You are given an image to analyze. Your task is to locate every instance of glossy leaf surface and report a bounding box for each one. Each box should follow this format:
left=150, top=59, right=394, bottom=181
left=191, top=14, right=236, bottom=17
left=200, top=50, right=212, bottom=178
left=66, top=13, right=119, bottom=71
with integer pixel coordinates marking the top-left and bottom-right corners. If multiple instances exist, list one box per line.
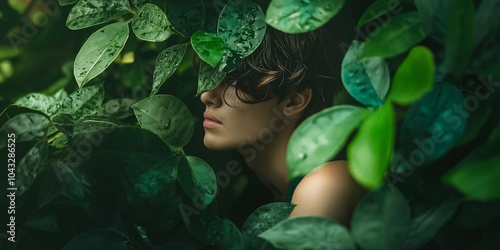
left=132, top=3, right=172, bottom=42
left=151, top=43, right=188, bottom=96
left=58, top=85, right=105, bottom=120
left=191, top=31, right=224, bottom=68
left=66, top=0, right=131, bottom=30
left=178, top=156, right=217, bottom=207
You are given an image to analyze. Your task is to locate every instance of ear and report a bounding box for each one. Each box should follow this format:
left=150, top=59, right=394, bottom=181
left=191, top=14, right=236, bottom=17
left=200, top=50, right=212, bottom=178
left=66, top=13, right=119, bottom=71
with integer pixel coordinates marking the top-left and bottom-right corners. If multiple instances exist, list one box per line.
left=282, top=87, right=312, bottom=117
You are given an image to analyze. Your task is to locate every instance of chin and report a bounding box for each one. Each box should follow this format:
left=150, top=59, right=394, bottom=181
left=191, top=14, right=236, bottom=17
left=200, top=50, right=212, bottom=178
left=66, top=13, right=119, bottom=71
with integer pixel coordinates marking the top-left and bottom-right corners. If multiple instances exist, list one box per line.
left=203, top=135, right=234, bottom=151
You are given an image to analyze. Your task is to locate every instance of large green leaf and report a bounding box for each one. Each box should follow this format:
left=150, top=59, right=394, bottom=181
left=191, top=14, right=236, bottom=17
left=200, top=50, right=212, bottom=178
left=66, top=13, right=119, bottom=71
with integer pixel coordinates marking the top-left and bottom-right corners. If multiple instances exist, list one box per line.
left=73, top=22, right=129, bottom=88
left=351, top=185, right=411, bottom=250
left=266, top=0, right=345, bottom=34
left=197, top=61, right=226, bottom=96
left=444, top=0, right=475, bottom=75
left=151, top=43, right=188, bottom=96
left=72, top=115, right=121, bottom=135
left=63, top=229, right=127, bottom=250
left=165, top=0, right=205, bottom=37
left=15, top=139, right=49, bottom=196
left=361, top=11, right=429, bottom=59
left=177, top=156, right=217, bottom=208
left=287, top=105, right=369, bottom=180
left=191, top=31, right=224, bottom=68
left=357, top=0, right=402, bottom=28
left=131, top=3, right=172, bottom=42
left=341, top=41, right=390, bottom=108
left=348, top=103, right=395, bottom=189
left=217, top=0, right=266, bottom=71
left=208, top=219, right=244, bottom=250
left=100, top=98, right=137, bottom=119
left=0, top=112, right=50, bottom=146
left=179, top=193, right=218, bottom=245
left=443, top=139, right=500, bottom=201
left=66, top=0, right=131, bottom=30
left=132, top=94, right=194, bottom=148
left=242, top=202, right=295, bottom=249
left=414, top=0, right=446, bottom=42
left=469, top=0, right=500, bottom=74
left=388, top=46, right=435, bottom=105
left=57, top=85, right=105, bottom=120
left=14, top=93, right=60, bottom=116
left=260, top=216, right=355, bottom=250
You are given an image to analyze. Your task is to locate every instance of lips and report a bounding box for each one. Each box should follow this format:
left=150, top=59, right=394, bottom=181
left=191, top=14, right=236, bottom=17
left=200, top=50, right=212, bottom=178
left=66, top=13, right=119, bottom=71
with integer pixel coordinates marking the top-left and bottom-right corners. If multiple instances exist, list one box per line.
left=203, top=112, right=222, bottom=128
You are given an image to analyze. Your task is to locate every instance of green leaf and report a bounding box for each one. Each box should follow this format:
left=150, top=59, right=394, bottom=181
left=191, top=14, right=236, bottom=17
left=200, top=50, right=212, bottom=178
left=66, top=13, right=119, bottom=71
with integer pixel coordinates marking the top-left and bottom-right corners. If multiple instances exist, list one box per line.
left=14, top=93, right=60, bottom=116
left=132, top=3, right=172, bottom=42
left=130, top=0, right=146, bottom=8
left=208, top=219, right=244, bottom=250
left=132, top=94, right=194, bottom=148
left=265, top=0, right=345, bottom=34
left=63, top=229, right=127, bottom=250
left=100, top=98, right=137, bottom=119
left=217, top=0, right=266, bottom=71
left=348, top=103, right=395, bottom=189
left=165, top=0, right=205, bottom=37
left=0, top=105, right=46, bottom=128
left=0, top=112, right=50, bottom=146
left=242, top=202, right=295, bottom=249
left=260, top=216, right=355, bottom=250
left=341, top=41, right=390, bottom=108
left=58, top=85, right=105, bottom=120
left=469, top=0, right=500, bottom=74
left=197, top=61, right=226, bottom=96
left=357, top=0, right=401, bottom=28
left=151, top=43, right=188, bottom=96
left=179, top=194, right=218, bottom=245
left=361, top=11, right=429, bottom=59
left=191, top=31, right=224, bottom=68
left=456, top=97, right=492, bottom=146
left=73, top=115, right=120, bottom=135
left=178, top=156, right=217, bottom=207
left=16, top=139, right=49, bottom=196
left=74, top=22, right=129, bottom=88
left=444, top=0, right=475, bottom=75
left=443, top=139, right=500, bottom=201
left=59, top=0, right=79, bottom=6
left=388, top=46, right=435, bottom=105
left=287, top=105, right=370, bottom=180
left=414, top=0, right=446, bottom=42
left=66, top=0, right=131, bottom=30
left=351, top=185, right=411, bottom=250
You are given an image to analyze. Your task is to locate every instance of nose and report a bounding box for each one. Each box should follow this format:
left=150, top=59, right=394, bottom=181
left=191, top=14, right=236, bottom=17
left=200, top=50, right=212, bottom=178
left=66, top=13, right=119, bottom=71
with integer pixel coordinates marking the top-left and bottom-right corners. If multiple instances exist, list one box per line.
left=200, top=83, right=224, bottom=107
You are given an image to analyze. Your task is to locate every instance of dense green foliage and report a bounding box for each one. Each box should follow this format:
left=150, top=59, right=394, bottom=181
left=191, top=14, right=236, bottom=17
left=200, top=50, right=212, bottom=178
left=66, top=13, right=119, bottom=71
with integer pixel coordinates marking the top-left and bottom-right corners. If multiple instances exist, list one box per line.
left=1, top=0, right=500, bottom=249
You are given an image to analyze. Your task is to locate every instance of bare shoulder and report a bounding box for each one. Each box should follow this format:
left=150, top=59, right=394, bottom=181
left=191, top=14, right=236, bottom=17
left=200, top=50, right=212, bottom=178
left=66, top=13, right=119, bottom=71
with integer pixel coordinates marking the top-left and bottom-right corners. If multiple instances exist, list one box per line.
left=289, top=160, right=366, bottom=225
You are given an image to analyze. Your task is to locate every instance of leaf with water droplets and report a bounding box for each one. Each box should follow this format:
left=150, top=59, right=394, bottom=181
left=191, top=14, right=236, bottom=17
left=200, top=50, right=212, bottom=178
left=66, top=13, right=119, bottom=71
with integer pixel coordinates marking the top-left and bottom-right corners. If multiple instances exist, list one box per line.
left=132, top=3, right=172, bottom=42
left=0, top=112, right=50, bottom=146
left=16, top=139, right=49, bottom=196
left=165, top=0, right=205, bottom=37
left=265, top=0, right=345, bottom=34
left=15, top=93, right=60, bottom=116
left=74, top=22, right=129, bottom=89
left=177, top=156, right=217, bottom=207
left=151, top=43, right=188, bottom=96
left=197, top=61, right=226, bottom=96
left=217, top=0, right=266, bottom=72
left=66, top=0, right=131, bottom=30
left=57, top=85, right=105, bottom=120
left=341, top=41, right=390, bottom=108
left=208, top=219, right=244, bottom=250
left=191, top=31, right=224, bottom=68
left=132, top=94, right=194, bottom=148
left=287, top=105, right=370, bottom=180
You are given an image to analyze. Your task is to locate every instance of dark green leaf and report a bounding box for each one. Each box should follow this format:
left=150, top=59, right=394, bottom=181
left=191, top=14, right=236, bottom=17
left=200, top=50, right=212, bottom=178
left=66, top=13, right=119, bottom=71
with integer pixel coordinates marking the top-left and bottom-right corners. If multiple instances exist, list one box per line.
left=452, top=200, right=500, bottom=228
left=51, top=113, right=74, bottom=136
left=66, top=0, right=131, bottom=30
left=197, top=61, right=226, bottom=96
left=59, top=0, right=79, bottom=6
left=287, top=105, right=370, bottom=180
left=357, top=0, right=401, bottom=28
left=266, top=0, right=345, bottom=34
left=130, top=0, right=146, bottom=8
left=16, top=139, right=49, bottom=196
left=14, top=230, right=44, bottom=250
left=73, top=115, right=120, bottom=135
left=260, top=216, right=355, bottom=250
left=165, top=0, right=205, bottom=37
left=489, top=124, right=500, bottom=143
left=151, top=43, right=188, bottom=96
left=14, top=93, right=60, bottom=116
left=414, top=0, right=446, bottom=42
left=191, top=31, right=224, bottom=68
left=348, top=103, right=395, bottom=189
left=361, top=11, right=429, bottom=59
left=100, top=98, right=137, bottom=119
left=58, top=85, right=105, bottom=120
left=132, top=3, right=172, bottom=42
left=242, top=202, right=295, bottom=249
left=388, top=46, right=435, bottom=105
left=0, top=105, right=46, bottom=129
left=63, top=229, right=127, bottom=250
left=180, top=195, right=218, bottom=245
left=217, top=0, right=266, bottom=71
left=341, top=41, right=390, bottom=107
left=0, top=112, right=50, bottom=147
left=73, top=22, right=129, bottom=88
left=178, top=156, right=217, bottom=207
left=444, top=0, right=475, bottom=75
left=24, top=204, right=64, bottom=233
left=351, top=185, right=411, bottom=250
left=456, top=97, right=492, bottom=146
left=132, top=94, right=194, bottom=148
left=469, top=0, right=500, bottom=74
left=208, top=219, right=244, bottom=250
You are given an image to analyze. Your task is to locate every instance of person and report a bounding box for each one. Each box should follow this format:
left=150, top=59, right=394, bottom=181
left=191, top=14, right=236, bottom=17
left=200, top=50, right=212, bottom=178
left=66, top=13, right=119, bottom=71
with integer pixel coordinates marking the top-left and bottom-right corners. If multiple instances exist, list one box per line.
left=200, top=27, right=365, bottom=226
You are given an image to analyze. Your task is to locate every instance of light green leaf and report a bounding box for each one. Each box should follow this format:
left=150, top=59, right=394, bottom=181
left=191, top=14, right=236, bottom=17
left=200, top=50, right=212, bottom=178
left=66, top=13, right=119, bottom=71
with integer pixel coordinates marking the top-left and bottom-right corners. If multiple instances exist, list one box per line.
left=58, top=0, right=79, bottom=6
left=260, top=216, right=355, bottom=250
left=361, top=11, right=429, bottom=59
left=388, top=46, right=435, bottom=105
left=208, top=219, right=244, bottom=250
left=191, top=31, right=224, bottom=68
left=132, top=94, right=194, bottom=148
left=348, top=103, right=395, bottom=189
left=132, top=3, right=172, bottom=42
left=178, top=156, right=217, bottom=207
left=58, top=85, right=105, bottom=120
left=357, top=0, right=401, bottom=28
left=287, top=105, right=370, bottom=180
left=165, top=0, right=205, bottom=37
left=266, top=0, right=345, bottom=34
left=217, top=0, right=266, bottom=71
left=74, top=22, right=129, bottom=88
left=443, top=139, right=500, bottom=201
left=197, top=61, right=226, bottom=96
left=341, top=41, right=390, bottom=108
left=14, top=93, right=60, bottom=116
left=351, top=186, right=411, bottom=250
left=66, top=0, right=131, bottom=30
left=0, top=113, right=50, bottom=146
left=151, top=43, right=188, bottom=96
